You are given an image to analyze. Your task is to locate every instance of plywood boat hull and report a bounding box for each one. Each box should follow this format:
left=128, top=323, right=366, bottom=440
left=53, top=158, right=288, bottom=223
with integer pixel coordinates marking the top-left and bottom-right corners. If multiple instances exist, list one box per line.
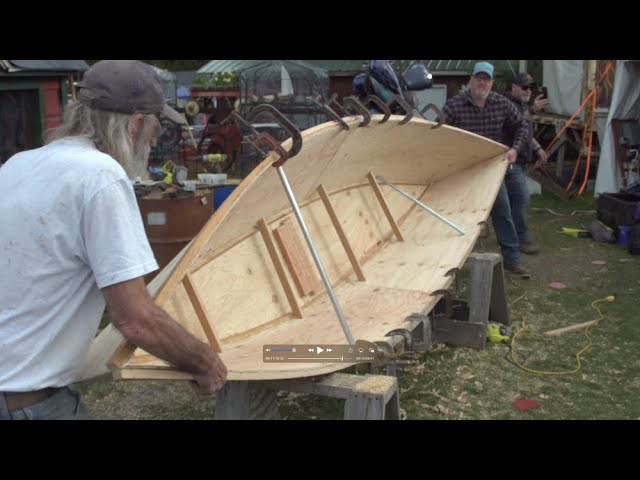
left=83, top=115, right=508, bottom=382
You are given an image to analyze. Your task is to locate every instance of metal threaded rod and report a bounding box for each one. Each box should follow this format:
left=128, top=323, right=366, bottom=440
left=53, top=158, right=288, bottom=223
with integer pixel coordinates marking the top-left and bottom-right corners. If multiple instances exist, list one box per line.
left=276, top=166, right=355, bottom=344
left=375, top=174, right=465, bottom=235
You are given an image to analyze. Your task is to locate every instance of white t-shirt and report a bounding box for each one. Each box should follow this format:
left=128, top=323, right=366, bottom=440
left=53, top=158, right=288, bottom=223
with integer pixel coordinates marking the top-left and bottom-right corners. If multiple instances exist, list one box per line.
left=0, top=137, right=158, bottom=391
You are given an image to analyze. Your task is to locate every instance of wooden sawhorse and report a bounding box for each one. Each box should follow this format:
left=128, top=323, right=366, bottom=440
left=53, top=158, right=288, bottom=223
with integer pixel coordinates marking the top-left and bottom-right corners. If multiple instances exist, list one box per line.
left=430, top=252, right=510, bottom=349
left=214, top=372, right=401, bottom=420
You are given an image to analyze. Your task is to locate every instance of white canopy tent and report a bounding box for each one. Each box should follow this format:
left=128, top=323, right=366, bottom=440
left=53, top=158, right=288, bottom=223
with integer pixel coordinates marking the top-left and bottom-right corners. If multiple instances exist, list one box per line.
left=541, top=60, right=636, bottom=196
left=543, top=60, right=585, bottom=118
left=595, top=60, right=640, bottom=195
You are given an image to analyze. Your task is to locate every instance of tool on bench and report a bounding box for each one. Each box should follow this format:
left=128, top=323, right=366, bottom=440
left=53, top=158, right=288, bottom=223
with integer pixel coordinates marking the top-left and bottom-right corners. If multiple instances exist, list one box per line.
left=149, top=160, right=184, bottom=185
left=133, top=181, right=167, bottom=197
left=199, top=153, right=227, bottom=173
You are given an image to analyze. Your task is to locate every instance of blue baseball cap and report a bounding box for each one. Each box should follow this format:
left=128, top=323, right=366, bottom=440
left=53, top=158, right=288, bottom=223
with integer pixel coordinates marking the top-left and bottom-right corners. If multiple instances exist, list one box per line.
left=472, top=61, right=494, bottom=78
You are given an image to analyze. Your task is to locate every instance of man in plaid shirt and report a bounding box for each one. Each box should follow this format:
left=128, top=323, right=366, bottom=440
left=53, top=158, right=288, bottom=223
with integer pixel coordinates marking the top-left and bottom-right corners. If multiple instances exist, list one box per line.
left=442, top=61, right=531, bottom=278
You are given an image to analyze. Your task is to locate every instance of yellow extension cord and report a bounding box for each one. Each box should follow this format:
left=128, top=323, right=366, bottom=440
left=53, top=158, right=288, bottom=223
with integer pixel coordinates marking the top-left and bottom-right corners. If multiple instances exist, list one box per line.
left=508, top=286, right=615, bottom=376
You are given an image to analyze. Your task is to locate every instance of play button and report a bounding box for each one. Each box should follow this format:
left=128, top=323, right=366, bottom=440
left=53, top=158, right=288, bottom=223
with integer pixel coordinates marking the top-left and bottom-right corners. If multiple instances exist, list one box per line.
left=316, top=346, right=324, bottom=354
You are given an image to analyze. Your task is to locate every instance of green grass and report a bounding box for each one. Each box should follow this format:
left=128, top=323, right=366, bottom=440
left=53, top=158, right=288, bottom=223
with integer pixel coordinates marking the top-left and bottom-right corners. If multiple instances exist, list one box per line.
left=79, top=191, right=640, bottom=420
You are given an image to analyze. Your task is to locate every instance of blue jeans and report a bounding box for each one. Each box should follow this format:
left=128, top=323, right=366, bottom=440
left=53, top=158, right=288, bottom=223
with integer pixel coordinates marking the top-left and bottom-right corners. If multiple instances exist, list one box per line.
left=490, top=180, right=521, bottom=266
left=504, top=163, right=531, bottom=244
left=0, top=386, right=89, bottom=420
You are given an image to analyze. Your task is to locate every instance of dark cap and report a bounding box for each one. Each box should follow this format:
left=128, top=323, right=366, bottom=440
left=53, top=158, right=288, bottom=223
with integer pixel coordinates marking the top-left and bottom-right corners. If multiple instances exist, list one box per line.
left=77, top=60, right=185, bottom=124
left=513, top=72, right=536, bottom=88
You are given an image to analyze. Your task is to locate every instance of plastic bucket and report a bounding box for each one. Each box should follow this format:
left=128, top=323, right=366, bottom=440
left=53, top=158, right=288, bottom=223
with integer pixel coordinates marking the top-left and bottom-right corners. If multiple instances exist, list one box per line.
left=214, top=185, right=237, bottom=210
left=618, top=225, right=631, bottom=247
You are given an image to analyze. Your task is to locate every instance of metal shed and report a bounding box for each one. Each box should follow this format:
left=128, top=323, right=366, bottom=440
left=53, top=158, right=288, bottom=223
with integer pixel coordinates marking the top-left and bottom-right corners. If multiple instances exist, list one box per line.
left=0, top=60, right=89, bottom=165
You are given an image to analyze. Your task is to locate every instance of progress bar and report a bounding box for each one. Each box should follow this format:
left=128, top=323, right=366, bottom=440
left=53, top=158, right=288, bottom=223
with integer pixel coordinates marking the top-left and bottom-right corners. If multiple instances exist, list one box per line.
left=263, top=340, right=379, bottom=363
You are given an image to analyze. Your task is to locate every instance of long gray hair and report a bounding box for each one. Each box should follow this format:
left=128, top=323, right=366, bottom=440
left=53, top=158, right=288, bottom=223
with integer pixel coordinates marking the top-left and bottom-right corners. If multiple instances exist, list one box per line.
left=47, top=101, right=161, bottom=179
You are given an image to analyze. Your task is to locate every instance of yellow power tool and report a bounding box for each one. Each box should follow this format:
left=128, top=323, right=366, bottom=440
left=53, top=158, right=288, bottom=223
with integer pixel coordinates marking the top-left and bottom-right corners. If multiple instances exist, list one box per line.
left=486, top=322, right=511, bottom=344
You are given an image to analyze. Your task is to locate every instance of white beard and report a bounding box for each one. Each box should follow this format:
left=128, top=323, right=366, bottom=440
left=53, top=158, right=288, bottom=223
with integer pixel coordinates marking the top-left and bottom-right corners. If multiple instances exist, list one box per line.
left=131, top=141, right=151, bottom=180
left=122, top=132, right=151, bottom=180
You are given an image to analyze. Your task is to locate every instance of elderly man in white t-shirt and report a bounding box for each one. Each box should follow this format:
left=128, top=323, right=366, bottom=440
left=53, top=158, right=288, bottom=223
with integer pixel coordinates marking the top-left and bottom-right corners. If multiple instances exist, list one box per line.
left=0, top=60, right=227, bottom=420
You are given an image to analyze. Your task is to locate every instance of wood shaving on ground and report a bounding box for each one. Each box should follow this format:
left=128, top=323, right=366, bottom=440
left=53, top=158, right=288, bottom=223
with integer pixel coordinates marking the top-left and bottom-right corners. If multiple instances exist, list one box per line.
left=353, top=376, right=396, bottom=393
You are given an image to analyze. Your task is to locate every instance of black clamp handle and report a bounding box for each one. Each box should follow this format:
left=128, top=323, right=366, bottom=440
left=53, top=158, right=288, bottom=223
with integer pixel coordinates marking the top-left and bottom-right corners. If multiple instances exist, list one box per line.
left=341, top=96, right=371, bottom=127
left=326, top=93, right=345, bottom=117
left=252, top=132, right=290, bottom=168
left=221, top=111, right=258, bottom=136
left=419, top=103, right=445, bottom=129
left=220, top=107, right=301, bottom=168
left=312, top=99, right=350, bottom=130
left=220, top=110, right=272, bottom=160
left=246, top=104, right=303, bottom=161
left=388, top=94, right=414, bottom=125
left=363, top=95, right=391, bottom=123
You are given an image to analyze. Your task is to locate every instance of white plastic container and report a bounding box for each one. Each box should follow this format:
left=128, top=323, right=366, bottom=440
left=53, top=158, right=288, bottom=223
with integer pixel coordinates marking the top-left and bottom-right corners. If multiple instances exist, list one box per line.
left=197, top=173, right=227, bottom=185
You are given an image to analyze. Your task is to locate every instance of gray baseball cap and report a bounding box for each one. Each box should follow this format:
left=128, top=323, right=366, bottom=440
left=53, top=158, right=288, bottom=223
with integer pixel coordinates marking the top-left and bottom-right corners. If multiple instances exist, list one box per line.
left=513, top=72, right=536, bottom=88
left=77, top=60, right=185, bottom=124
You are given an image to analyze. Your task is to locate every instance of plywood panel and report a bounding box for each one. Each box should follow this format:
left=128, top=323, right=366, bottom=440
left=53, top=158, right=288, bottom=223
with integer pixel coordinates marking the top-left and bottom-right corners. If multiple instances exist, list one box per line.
left=362, top=157, right=506, bottom=293
left=189, top=231, right=292, bottom=340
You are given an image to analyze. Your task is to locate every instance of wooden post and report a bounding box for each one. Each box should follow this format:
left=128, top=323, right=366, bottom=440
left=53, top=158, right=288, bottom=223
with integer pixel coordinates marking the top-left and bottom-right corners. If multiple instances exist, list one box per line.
left=317, top=184, right=366, bottom=281
left=367, top=172, right=403, bottom=241
left=467, top=253, right=509, bottom=326
left=182, top=274, right=222, bottom=352
left=215, top=381, right=280, bottom=420
left=257, top=218, right=303, bottom=318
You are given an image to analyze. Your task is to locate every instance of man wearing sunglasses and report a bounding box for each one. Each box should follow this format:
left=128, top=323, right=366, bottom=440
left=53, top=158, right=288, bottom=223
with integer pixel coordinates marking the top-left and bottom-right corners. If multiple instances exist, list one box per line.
left=502, top=72, right=549, bottom=255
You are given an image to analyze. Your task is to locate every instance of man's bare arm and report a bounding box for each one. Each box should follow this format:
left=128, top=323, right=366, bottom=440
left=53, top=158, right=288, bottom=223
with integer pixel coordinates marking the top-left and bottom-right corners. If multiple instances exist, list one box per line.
left=102, top=277, right=227, bottom=393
